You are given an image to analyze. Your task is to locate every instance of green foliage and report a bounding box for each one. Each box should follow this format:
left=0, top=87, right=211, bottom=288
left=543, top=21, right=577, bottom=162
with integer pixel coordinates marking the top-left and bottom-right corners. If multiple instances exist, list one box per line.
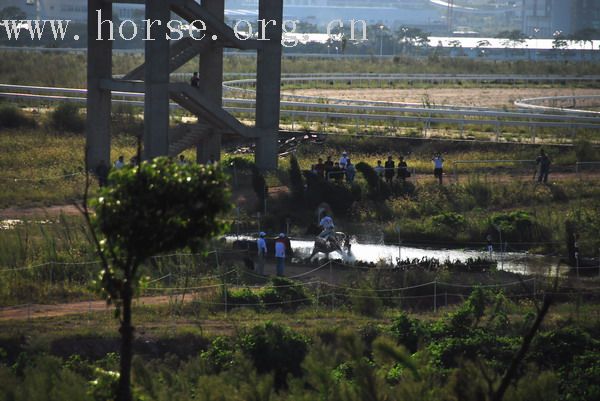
left=258, top=277, right=312, bottom=311
left=0, top=104, right=37, bottom=129
left=239, top=321, right=309, bottom=389
left=251, top=165, right=267, bottom=211
left=489, top=210, right=549, bottom=243
left=93, top=157, right=231, bottom=268
left=288, top=154, right=305, bottom=201
left=303, top=171, right=356, bottom=215
left=388, top=313, right=424, bottom=354
left=49, top=103, right=85, bottom=134
left=226, top=288, right=261, bottom=311
left=355, top=162, right=391, bottom=200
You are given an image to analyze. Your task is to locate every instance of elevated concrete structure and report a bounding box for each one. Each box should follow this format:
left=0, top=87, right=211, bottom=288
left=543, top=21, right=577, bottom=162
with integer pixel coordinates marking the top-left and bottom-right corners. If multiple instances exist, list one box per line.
left=86, top=0, right=283, bottom=170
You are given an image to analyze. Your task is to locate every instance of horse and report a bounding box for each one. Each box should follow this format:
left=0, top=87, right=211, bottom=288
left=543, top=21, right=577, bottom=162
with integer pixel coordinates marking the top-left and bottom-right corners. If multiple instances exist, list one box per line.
left=309, top=232, right=350, bottom=260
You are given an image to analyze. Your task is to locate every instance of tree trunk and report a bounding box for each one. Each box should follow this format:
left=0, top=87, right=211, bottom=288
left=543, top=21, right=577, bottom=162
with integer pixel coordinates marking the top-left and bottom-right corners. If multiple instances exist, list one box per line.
left=117, top=283, right=134, bottom=401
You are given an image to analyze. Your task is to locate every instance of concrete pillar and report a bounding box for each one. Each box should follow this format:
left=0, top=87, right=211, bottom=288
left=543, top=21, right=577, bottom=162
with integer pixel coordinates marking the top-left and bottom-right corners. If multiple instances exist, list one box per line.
left=143, top=1, right=170, bottom=160
left=255, top=0, right=283, bottom=171
left=86, top=0, right=112, bottom=170
left=197, top=0, right=224, bottom=164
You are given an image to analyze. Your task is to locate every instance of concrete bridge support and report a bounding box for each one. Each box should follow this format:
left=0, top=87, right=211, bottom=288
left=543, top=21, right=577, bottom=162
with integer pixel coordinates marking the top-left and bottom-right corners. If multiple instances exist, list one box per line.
left=255, top=0, right=284, bottom=171
left=86, top=0, right=283, bottom=171
left=197, top=0, right=224, bottom=164
left=143, top=1, right=171, bottom=160
left=86, top=0, right=112, bottom=170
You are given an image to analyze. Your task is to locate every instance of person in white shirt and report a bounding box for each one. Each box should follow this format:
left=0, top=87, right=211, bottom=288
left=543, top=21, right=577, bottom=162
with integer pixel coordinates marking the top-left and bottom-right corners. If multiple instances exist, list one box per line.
left=256, top=232, right=267, bottom=275
left=114, top=155, right=125, bottom=170
left=432, top=153, right=444, bottom=185
left=178, top=155, right=188, bottom=166
left=318, top=214, right=335, bottom=240
left=374, top=160, right=384, bottom=177
left=339, top=152, right=349, bottom=169
left=275, top=233, right=287, bottom=276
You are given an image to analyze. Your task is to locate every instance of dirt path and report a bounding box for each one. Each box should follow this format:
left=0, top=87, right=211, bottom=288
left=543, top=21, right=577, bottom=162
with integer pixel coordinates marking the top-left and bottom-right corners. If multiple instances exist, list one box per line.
left=0, top=204, right=81, bottom=219
left=288, top=87, right=599, bottom=109
left=0, top=260, right=356, bottom=321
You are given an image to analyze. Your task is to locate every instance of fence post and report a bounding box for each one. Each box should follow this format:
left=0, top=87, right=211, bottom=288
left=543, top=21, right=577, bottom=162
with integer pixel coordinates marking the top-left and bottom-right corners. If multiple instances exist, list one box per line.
left=433, top=279, right=437, bottom=313
left=330, top=261, right=334, bottom=312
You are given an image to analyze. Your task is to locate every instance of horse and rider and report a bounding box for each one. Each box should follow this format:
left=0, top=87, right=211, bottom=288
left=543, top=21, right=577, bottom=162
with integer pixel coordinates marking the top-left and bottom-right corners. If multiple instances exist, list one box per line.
left=309, top=213, right=351, bottom=260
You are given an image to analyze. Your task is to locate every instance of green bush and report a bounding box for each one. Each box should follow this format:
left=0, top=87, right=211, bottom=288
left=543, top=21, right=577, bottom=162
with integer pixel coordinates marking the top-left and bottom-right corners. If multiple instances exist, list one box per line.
left=288, top=154, right=305, bottom=201
left=389, top=313, right=424, bottom=353
left=238, top=321, right=309, bottom=389
left=303, top=171, right=356, bottom=215
left=49, top=103, right=85, bottom=134
left=355, top=162, right=391, bottom=200
left=258, top=277, right=312, bottom=311
left=226, top=288, right=261, bottom=311
left=489, top=210, right=550, bottom=243
left=464, top=180, right=491, bottom=207
left=0, top=104, right=37, bottom=129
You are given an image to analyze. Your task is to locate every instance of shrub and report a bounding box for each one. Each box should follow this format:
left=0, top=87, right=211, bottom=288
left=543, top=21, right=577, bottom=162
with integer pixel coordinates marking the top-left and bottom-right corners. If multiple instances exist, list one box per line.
left=303, top=171, right=356, bottom=215
left=355, top=162, right=391, bottom=200
left=0, top=104, right=37, bottom=129
left=226, top=288, right=261, bottom=311
left=238, top=321, right=309, bottom=388
left=258, top=277, right=312, bottom=311
left=49, top=103, right=85, bottom=133
left=288, top=154, right=304, bottom=201
left=389, top=313, right=424, bottom=353
left=464, top=180, right=491, bottom=207
left=489, top=210, right=550, bottom=243
left=251, top=165, right=267, bottom=211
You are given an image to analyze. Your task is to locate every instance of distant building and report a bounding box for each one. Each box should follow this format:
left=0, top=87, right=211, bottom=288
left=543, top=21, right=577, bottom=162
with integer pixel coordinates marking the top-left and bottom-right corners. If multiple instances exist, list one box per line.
left=522, top=0, right=600, bottom=37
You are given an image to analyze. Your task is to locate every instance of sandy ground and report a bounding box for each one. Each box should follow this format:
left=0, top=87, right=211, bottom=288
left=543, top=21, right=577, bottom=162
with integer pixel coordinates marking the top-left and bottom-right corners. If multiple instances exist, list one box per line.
left=288, top=87, right=600, bottom=109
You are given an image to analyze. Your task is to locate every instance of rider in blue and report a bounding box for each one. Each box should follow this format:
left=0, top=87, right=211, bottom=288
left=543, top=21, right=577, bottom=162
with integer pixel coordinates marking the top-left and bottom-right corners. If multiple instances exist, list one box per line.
left=318, top=214, right=335, bottom=241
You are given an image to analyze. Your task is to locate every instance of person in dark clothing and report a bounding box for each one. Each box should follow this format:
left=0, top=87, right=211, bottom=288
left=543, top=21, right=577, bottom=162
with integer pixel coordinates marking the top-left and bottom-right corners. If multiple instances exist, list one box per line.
left=397, top=156, right=410, bottom=182
left=384, top=156, right=395, bottom=184
left=314, top=158, right=325, bottom=179
left=190, top=72, right=200, bottom=88
left=333, top=162, right=344, bottom=183
left=95, top=160, right=109, bottom=187
left=324, top=156, right=334, bottom=180
left=432, top=153, right=444, bottom=185
left=536, top=149, right=551, bottom=183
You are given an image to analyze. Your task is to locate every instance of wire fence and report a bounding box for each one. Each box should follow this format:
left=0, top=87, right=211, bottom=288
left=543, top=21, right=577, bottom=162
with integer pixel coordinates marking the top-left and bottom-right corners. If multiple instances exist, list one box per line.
left=2, top=255, right=599, bottom=322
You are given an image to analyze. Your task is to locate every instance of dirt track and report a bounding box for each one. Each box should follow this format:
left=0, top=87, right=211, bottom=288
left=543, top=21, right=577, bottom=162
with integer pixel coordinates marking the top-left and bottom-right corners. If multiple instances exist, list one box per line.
left=288, top=87, right=599, bottom=108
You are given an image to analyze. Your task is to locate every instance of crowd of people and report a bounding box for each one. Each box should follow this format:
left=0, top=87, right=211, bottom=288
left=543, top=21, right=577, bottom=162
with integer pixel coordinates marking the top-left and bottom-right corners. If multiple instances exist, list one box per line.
left=310, top=151, right=437, bottom=185
left=309, top=149, right=552, bottom=186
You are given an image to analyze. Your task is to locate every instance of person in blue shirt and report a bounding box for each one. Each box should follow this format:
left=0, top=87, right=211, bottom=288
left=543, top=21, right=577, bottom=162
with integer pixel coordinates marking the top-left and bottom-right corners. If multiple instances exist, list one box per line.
left=432, top=153, right=444, bottom=185
left=256, top=232, right=267, bottom=275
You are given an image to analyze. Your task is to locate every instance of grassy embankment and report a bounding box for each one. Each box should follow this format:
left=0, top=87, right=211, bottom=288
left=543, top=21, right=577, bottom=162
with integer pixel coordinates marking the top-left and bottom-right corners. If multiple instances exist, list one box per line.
left=0, top=286, right=598, bottom=401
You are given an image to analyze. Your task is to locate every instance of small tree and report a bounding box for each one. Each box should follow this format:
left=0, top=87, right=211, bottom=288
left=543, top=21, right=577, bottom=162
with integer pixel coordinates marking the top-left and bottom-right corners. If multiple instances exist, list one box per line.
left=83, top=157, right=231, bottom=401
left=288, top=154, right=304, bottom=201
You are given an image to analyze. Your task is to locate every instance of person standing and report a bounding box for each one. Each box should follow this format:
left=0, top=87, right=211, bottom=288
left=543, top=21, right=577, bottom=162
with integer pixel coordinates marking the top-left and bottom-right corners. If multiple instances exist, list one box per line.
left=397, top=156, right=410, bottom=182
left=374, top=160, right=384, bottom=177
left=275, top=233, right=287, bottom=277
left=324, top=156, right=334, bottom=180
left=432, top=153, right=444, bottom=185
left=95, top=160, right=109, bottom=187
left=384, top=156, right=395, bottom=184
left=114, top=155, right=125, bottom=170
left=314, top=158, right=325, bottom=179
left=256, top=232, right=267, bottom=275
left=486, top=234, right=493, bottom=255
left=178, top=154, right=188, bottom=166
left=345, top=159, right=356, bottom=184
left=190, top=72, right=200, bottom=88
left=536, top=149, right=551, bottom=184
left=339, top=152, right=349, bottom=169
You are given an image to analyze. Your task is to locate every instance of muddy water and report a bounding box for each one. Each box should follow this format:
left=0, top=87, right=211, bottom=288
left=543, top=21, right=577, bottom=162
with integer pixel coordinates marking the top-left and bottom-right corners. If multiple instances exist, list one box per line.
left=230, top=236, right=562, bottom=276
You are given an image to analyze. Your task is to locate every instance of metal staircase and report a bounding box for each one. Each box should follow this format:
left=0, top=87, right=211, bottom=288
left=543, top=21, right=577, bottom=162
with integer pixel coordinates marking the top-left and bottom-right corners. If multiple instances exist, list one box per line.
left=168, top=123, right=210, bottom=156
left=123, top=37, right=209, bottom=81
left=169, top=83, right=252, bottom=138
